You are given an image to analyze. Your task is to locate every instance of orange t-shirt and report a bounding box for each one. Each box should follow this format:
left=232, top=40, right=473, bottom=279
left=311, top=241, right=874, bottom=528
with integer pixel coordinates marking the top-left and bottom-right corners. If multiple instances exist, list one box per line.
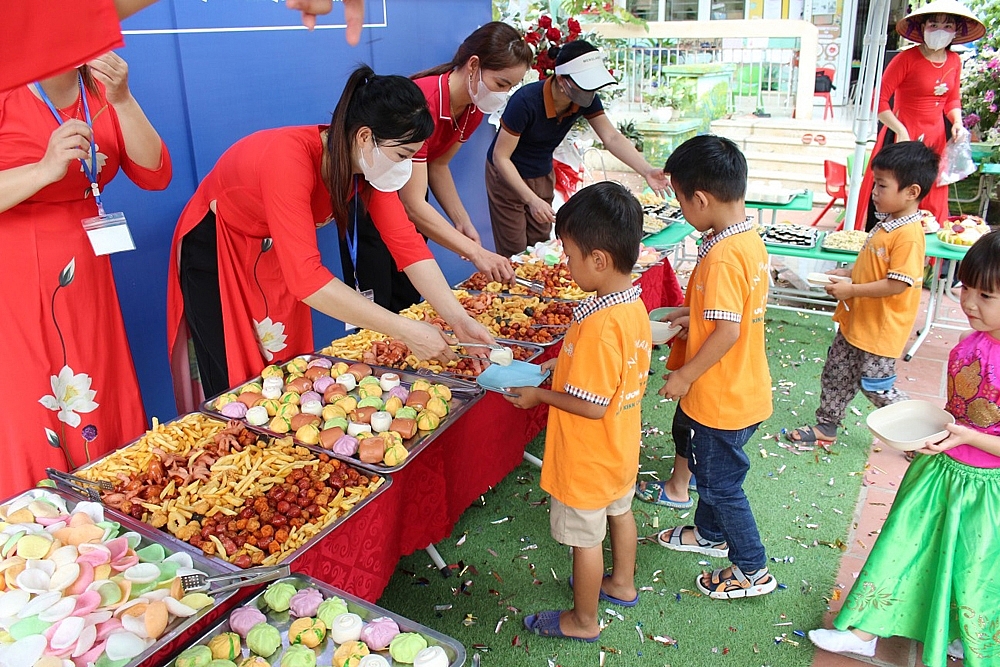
left=540, top=289, right=652, bottom=510
left=833, top=215, right=925, bottom=358
left=669, top=223, right=772, bottom=430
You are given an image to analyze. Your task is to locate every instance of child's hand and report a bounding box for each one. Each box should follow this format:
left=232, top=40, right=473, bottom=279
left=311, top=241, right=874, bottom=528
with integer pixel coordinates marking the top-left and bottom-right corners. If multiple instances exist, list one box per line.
left=504, top=386, right=542, bottom=409
left=825, top=280, right=854, bottom=300
left=540, top=358, right=558, bottom=373
left=828, top=268, right=852, bottom=277
left=916, top=422, right=972, bottom=455
left=658, top=370, right=692, bottom=401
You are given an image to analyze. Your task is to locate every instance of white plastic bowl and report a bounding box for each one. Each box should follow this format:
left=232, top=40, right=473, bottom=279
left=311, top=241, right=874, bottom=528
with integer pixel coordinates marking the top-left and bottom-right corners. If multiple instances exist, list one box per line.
left=650, top=320, right=682, bottom=345
left=866, top=400, right=954, bottom=451
left=807, top=273, right=853, bottom=287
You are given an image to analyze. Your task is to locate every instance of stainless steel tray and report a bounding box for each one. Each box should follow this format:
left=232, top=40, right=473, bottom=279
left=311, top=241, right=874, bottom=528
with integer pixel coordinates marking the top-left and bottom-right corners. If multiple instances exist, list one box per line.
left=202, top=355, right=484, bottom=474
left=62, top=413, right=392, bottom=570
left=761, top=224, right=819, bottom=249
left=163, top=573, right=465, bottom=667
left=0, top=487, right=240, bottom=667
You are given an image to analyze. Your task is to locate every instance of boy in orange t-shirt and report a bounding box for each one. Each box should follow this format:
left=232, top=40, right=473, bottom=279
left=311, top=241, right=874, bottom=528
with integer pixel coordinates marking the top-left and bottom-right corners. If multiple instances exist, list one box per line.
left=651, top=135, right=776, bottom=599
left=788, top=141, right=938, bottom=446
left=506, top=182, right=652, bottom=642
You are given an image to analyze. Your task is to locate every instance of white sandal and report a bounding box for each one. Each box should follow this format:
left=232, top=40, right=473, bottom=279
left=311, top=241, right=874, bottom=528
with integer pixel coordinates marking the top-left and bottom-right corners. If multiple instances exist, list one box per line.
left=656, top=525, right=729, bottom=558
left=696, top=564, right=777, bottom=599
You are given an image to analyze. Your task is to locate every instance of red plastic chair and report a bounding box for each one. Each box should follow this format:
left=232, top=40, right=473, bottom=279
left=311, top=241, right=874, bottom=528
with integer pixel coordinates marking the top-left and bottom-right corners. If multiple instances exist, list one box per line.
left=815, top=67, right=835, bottom=120
left=811, top=160, right=848, bottom=228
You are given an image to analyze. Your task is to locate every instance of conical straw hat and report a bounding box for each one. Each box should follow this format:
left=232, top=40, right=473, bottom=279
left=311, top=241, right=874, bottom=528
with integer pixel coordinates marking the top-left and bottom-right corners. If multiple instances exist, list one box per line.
left=896, top=0, right=986, bottom=44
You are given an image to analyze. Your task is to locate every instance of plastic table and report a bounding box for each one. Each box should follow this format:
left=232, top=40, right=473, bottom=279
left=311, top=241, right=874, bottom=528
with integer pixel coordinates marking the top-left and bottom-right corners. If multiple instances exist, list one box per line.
left=747, top=190, right=815, bottom=226
left=903, top=235, right=970, bottom=361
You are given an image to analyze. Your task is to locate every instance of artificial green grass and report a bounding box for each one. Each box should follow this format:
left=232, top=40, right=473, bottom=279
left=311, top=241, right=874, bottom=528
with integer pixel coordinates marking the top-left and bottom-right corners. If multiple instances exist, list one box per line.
left=377, top=310, right=878, bottom=667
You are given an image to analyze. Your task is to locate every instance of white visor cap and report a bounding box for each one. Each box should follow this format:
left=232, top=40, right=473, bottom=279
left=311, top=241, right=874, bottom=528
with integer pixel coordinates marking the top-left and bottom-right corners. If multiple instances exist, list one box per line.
left=553, top=51, right=616, bottom=92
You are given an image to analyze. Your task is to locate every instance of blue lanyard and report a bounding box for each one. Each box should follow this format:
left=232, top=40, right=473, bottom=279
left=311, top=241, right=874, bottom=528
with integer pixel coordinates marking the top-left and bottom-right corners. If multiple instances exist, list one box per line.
left=345, top=175, right=360, bottom=290
left=35, top=73, right=104, bottom=215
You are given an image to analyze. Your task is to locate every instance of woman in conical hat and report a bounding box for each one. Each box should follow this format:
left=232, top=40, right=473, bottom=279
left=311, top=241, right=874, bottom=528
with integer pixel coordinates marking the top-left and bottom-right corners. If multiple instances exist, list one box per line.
left=853, top=0, right=985, bottom=231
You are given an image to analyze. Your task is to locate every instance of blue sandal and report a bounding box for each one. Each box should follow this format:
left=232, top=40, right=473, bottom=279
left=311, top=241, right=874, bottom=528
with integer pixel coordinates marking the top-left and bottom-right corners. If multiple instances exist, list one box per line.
left=634, top=480, right=693, bottom=509
left=524, top=610, right=599, bottom=642
left=568, top=575, right=640, bottom=607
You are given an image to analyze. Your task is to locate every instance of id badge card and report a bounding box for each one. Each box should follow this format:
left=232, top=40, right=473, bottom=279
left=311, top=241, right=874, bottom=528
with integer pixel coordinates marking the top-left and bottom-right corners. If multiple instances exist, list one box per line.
left=81, top=212, right=135, bottom=256
left=344, top=289, right=375, bottom=331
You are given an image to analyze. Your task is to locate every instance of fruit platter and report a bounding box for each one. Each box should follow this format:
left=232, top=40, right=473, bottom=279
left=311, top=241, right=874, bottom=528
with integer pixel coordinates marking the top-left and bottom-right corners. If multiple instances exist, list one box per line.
left=0, top=487, right=238, bottom=667
left=167, top=574, right=464, bottom=667
left=71, top=413, right=389, bottom=566
left=918, top=209, right=940, bottom=234
left=936, top=216, right=991, bottom=247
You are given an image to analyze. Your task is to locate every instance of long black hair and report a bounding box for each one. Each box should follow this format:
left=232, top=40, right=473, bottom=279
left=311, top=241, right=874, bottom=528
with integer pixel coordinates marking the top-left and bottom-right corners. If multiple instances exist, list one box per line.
left=411, top=22, right=532, bottom=80
left=326, top=65, right=434, bottom=235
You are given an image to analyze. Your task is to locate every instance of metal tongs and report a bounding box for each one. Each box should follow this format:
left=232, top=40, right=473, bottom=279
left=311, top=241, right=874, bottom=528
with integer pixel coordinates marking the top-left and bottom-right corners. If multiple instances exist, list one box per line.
left=514, top=277, right=545, bottom=293
left=46, top=468, right=111, bottom=502
left=180, top=564, right=290, bottom=595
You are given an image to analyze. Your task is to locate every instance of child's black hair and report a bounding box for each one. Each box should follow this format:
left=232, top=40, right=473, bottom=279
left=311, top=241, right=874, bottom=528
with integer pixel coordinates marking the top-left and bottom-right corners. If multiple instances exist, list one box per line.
left=664, top=135, right=747, bottom=203
left=958, top=230, right=1000, bottom=293
left=555, top=181, right=641, bottom=273
left=869, top=141, right=940, bottom=201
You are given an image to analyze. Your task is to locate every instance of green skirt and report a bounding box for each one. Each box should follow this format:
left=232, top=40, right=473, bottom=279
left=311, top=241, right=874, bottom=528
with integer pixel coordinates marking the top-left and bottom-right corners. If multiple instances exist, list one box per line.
left=834, top=454, right=1000, bottom=667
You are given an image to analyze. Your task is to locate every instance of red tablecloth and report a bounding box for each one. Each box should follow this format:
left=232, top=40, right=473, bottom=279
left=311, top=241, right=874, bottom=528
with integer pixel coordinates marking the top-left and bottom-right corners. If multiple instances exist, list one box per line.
left=295, top=262, right=684, bottom=601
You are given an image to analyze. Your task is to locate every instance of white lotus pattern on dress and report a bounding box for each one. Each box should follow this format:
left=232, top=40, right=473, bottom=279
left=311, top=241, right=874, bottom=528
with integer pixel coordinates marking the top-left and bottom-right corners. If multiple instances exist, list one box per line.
left=254, top=317, right=288, bottom=361
left=39, top=365, right=99, bottom=427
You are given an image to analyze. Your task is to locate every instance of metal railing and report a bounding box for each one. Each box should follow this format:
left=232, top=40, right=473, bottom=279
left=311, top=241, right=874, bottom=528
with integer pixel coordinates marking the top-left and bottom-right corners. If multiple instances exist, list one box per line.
left=591, top=20, right=820, bottom=120
left=602, top=38, right=800, bottom=116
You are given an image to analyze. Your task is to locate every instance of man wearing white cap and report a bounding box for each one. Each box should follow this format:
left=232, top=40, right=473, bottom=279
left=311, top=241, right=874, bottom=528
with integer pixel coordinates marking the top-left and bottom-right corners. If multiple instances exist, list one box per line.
left=486, top=40, right=668, bottom=258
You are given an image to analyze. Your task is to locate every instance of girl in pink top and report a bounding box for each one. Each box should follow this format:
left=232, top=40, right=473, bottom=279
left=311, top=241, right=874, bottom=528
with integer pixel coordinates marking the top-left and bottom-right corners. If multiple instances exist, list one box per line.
left=809, top=230, right=1000, bottom=667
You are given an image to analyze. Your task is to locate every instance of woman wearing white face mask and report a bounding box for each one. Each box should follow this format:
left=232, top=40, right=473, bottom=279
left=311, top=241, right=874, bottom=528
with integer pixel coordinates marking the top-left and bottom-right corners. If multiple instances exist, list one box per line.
left=167, top=65, right=495, bottom=405
left=486, top=40, right=669, bottom=259
left=345, top=22, right=533, bottom=313
left=854, top=0, right=985, bottom=231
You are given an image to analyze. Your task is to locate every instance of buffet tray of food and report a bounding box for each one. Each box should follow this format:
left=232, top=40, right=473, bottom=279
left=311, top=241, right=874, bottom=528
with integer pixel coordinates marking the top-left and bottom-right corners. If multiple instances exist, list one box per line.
left=760, top=223, right=820, bottom=249
left=166, top=573, right=465, bottom=667
left=319, top=331, right=545, bottom=382
left=398, top=291, right=574, bottom=347
left=455, top=262, right=592, bottom=301
left=820, top=229, right=869, bottom=254
left=0, top=487, right=242, bottom=667
left=201, top=355, right=483, bottom=474
left=67, top=413, right=390, bottom=569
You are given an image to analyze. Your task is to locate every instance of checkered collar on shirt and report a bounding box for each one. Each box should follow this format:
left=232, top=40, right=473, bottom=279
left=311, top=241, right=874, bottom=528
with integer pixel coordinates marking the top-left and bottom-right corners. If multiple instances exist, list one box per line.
left=872, top=210, right=923, bottom=235
left=572, top=286, right=642, bottom=324
left=697, top=217, right=756, bottom=262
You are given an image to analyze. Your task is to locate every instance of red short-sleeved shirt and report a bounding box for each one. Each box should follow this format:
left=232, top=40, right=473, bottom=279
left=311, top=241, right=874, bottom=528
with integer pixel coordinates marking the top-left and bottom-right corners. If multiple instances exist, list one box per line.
left=1, top=0, right=123, bottom=91
left=413, top=72, right=484, bottom=163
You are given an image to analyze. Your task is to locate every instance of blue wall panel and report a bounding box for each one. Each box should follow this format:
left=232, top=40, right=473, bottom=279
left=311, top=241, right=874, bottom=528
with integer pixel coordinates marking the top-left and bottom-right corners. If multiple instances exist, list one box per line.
left=109, top=0, right=494, bottom=421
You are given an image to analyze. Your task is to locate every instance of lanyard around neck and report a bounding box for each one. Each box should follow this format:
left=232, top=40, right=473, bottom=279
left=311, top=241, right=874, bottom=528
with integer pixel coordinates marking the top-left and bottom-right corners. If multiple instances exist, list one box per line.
left=35, top=73, right=104, bottom=214
left=346, top=175, right=361, bottom=290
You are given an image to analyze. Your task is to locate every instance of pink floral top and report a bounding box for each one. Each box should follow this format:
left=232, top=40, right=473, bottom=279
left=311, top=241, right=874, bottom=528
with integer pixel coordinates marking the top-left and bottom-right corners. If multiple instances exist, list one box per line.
left=945, top=330, right=1000, bottom=468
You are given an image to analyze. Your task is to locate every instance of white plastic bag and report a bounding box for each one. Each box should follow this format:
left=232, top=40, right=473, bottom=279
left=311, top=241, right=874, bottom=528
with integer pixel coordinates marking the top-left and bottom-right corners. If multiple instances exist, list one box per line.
left=937, top=135, right=976, bottom=186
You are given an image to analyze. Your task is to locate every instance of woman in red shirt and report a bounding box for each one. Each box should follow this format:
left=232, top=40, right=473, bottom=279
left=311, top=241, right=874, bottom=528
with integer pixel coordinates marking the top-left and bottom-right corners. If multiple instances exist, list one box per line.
left=0, top=53, right=170, bottom=496
left=854, top=1, right=985, bottom=230
left=167, top=65, right=494, bottom=406
left=346, top=22, right=533, bottom=312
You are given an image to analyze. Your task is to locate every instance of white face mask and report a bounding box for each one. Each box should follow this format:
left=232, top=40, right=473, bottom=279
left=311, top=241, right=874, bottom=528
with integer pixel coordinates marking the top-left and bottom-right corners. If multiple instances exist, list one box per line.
left=923, top=28, right=955, bottom=50
left=468, top=69, right=508, bottom=114
left=359, top=140, right=412, bottom=192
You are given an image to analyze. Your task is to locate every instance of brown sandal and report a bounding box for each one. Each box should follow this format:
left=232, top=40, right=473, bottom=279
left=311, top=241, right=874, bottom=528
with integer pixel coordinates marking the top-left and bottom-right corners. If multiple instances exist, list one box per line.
left=697, top=565, right=777, bottom=599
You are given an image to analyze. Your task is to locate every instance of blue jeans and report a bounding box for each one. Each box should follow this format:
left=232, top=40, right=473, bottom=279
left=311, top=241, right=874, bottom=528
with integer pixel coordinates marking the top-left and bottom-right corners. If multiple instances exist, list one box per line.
left=673, top=405, right=767, bottom=572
